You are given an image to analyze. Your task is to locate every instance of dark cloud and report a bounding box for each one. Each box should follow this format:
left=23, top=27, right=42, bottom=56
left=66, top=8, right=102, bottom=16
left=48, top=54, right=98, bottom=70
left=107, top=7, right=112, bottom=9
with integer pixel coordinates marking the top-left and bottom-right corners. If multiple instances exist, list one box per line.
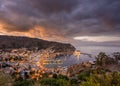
left=0, top=0, right=79, bottom=32
left=0, top=0, right=120, bottom=41
left=68, top=0, right=120, bottom=37
left=9, top=0, right=79, bottom=14
left=28, top=0, right=79, bottom=14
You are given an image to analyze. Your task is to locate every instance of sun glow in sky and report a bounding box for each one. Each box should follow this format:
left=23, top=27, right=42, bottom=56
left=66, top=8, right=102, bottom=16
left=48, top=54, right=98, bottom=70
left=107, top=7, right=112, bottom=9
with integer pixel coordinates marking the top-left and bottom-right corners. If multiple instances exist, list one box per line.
left=74, top=36, right=120, bottom=42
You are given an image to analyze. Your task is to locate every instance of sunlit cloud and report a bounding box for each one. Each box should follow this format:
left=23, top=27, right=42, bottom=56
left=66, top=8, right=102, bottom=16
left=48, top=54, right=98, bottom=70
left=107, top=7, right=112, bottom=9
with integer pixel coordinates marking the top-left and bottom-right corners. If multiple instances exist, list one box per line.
left=0, top=23, right=66, bottom=42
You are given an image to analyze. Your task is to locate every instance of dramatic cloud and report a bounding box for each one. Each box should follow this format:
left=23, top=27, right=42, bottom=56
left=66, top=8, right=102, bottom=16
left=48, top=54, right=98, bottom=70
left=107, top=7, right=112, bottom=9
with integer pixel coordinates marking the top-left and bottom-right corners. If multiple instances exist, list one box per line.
left=0, top=0, right=120, bottom=44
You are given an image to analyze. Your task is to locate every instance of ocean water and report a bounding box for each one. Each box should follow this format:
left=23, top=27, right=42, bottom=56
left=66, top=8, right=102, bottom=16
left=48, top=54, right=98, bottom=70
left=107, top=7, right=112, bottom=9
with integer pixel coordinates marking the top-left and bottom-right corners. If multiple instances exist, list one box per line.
left=46, top=46, right=120, bottom=67
left=77, top=46, right=120, bottom=56
left=62, top=46, right=120, bottom=66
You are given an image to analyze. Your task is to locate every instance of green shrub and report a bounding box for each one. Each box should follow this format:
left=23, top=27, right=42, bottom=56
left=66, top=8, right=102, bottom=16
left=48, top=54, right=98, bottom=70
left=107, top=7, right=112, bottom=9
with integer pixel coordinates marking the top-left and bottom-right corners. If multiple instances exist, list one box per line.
left=13, top=80, right=35, bottom=86
left=0, top=72, right=13, bottom=86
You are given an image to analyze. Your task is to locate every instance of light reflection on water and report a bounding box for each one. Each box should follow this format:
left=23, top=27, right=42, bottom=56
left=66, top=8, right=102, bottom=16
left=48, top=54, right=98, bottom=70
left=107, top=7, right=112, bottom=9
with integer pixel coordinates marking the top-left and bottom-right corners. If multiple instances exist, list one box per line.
left=45, top=46, right=120, bottom=68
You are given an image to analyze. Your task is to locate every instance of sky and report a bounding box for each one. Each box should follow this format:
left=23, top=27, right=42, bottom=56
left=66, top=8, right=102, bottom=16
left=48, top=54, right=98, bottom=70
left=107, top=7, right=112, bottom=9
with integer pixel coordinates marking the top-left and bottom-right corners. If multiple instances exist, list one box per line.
left=0, top=0, right=120, bottom=46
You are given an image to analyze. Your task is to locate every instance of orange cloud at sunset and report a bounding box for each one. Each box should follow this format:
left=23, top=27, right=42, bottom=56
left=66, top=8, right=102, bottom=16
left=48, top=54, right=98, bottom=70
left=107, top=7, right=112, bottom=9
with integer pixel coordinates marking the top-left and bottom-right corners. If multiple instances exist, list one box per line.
left=0, top=23, right=66, bottom=42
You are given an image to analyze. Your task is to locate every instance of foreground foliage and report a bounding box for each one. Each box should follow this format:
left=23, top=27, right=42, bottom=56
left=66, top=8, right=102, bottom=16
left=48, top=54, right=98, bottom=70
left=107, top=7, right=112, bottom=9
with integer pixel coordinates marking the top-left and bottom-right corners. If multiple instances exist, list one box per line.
left=0, top=71, right=13, bottom=86
left=12, top=71, right=120, bottom=86
left=14, top=75, right=78, bottom=86
left=81, top=71, right=120, bottom=86
left=1, top=52, right=120, bottom=86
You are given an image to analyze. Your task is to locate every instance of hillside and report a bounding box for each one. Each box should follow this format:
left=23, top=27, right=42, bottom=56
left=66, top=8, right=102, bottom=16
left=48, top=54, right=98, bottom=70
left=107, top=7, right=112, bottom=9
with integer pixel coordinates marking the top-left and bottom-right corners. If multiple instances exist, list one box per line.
left=0, top=35, right=75, bottom=55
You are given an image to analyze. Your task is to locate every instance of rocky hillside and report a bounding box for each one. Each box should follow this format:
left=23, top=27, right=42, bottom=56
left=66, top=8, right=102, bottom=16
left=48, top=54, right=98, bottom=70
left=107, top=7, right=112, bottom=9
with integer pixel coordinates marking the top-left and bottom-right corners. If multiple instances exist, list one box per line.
left=0, top=35, right=75, bottom=55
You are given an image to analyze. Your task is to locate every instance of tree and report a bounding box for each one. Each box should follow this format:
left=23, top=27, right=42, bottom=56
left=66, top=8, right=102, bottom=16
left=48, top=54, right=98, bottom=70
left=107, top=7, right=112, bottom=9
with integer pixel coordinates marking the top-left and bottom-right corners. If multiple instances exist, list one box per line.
left=113, top=52, right=120, bottom=64
left=95, top=52, right=108, bottom=66
left=95, top=52, right=115, bottom=66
